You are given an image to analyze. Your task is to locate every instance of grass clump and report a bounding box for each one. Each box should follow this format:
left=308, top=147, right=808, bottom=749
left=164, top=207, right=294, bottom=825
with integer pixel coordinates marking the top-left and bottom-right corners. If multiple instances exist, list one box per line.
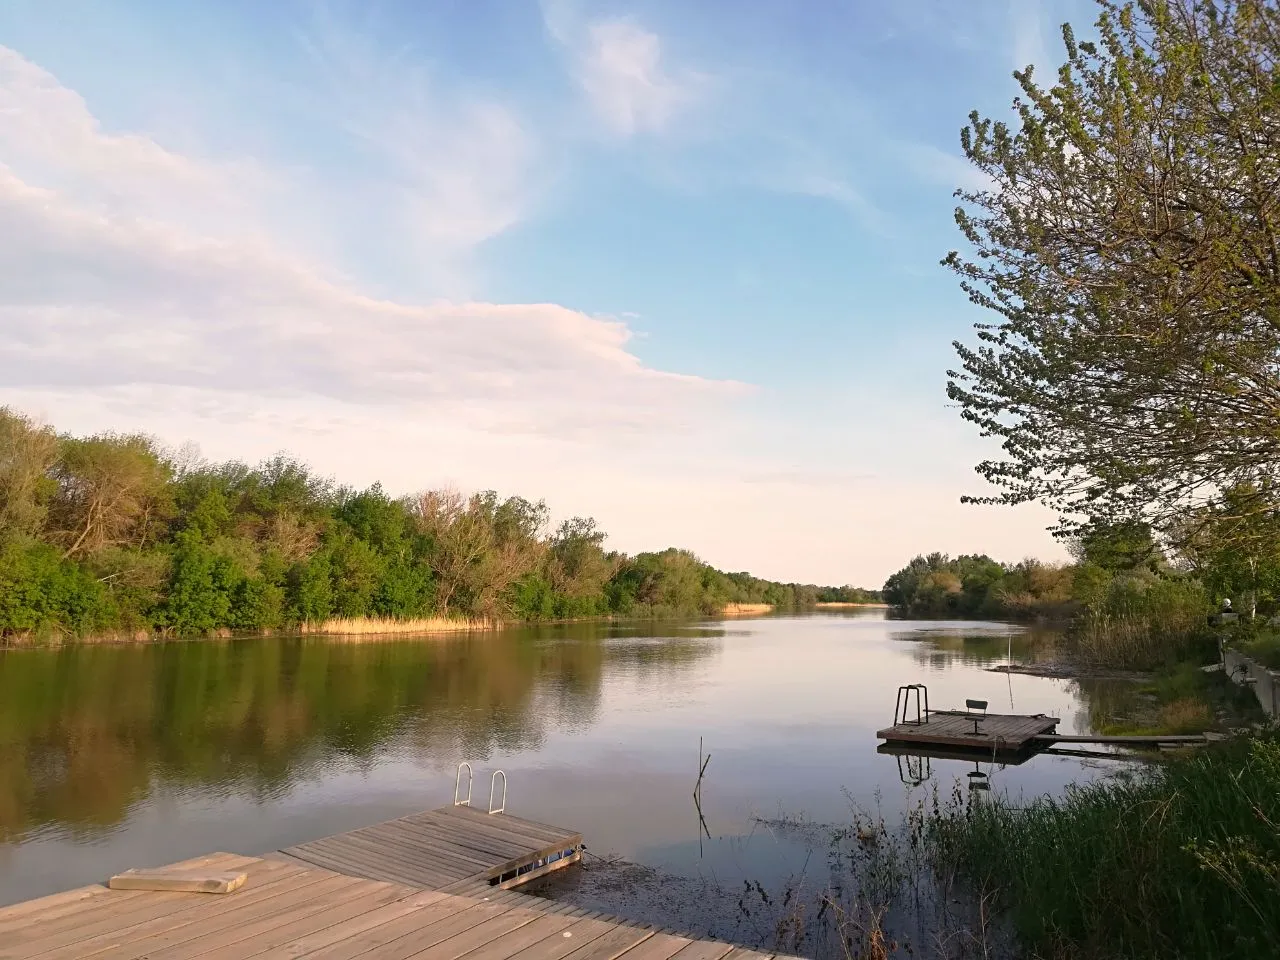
left=1237, top=631, right=1280, bottom=670
left=926, top=732, right=1280, bottom=959
left=1067, top=572, right=1214, bottom=670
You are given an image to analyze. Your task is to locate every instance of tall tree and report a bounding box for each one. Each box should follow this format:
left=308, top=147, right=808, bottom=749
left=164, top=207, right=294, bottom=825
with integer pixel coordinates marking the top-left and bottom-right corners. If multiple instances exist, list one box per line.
left=946, top=0, right=1280, bottom=538
left=47, top=434, right=172, bottom=558
left=0, top=407, right=58, bottom=543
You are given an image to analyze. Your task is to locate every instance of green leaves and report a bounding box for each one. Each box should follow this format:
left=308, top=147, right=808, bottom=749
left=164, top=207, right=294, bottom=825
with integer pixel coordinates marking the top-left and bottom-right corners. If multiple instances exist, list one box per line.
left=947, top=0, right=1280, bottom=540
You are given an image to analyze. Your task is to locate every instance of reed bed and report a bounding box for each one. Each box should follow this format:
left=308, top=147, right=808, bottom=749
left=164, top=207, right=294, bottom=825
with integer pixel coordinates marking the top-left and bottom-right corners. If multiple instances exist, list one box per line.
left=925, top=731, right=1280, bottom=959
left=720, top=603, right=774, bottom=616
left=299, top=616, right=495, bottom=636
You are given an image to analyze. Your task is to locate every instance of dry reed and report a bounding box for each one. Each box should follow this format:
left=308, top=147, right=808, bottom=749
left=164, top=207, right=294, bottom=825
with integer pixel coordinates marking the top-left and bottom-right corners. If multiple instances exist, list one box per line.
left=720, top=603, right=774, bottom=616
left=299, top=616, right=495, bottom=636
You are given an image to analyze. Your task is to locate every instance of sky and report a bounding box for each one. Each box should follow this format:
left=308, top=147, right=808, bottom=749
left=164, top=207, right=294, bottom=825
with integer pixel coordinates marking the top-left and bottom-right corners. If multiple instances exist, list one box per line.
left=0, top=0, right=1097, bottom=587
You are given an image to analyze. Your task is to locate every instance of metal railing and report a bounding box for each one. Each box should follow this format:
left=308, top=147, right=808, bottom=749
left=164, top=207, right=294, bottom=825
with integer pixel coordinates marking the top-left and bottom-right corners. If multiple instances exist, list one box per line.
left=893, top=683, right=929, bottom=725
left=454, top=762, right=473, bottom=806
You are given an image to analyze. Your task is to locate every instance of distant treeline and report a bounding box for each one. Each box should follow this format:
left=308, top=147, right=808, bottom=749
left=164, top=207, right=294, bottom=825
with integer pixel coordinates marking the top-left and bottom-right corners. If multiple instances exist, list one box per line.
left=881, top=531, right=1216, bottom=670
left=0, top=408, right=877, bottom=641
left=882, top=553, right=1076, bottom=621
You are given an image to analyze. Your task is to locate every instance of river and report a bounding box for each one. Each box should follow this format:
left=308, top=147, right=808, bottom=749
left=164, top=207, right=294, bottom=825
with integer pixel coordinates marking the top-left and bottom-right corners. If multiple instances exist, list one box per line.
left=0, top=609, right=1130, bottom=948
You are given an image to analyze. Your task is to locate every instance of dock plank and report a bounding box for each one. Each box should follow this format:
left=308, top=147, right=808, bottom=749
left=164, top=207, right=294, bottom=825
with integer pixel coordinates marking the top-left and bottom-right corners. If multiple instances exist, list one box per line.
left=614, top=933, right=696, bottom=960
left=80, top=872, right=358, bottom=960
left=447, top=912, right=579, bottom=960
left=667, top=942, right=738, bottom=960
left=1, top=861, right=304, bottom=958
left=289, top=896, right=494, bottom=960
left=26, top=861, right=311, bottom=960
left=876, top=711, right=1059, bottom=752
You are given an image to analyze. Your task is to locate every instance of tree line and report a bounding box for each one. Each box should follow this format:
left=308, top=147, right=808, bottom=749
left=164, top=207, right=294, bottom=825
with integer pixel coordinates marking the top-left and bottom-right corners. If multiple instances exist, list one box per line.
left=0, top=409, right=876, bottom=641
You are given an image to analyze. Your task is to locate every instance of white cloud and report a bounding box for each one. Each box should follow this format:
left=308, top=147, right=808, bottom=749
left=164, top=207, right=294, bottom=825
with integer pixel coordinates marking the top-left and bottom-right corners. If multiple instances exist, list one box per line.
left=578, top=19, right=699, bottom=136
left=0, top=45, right=742, bottom=444
left=0, top=46, right=264, bottom=237
left=292, top=21, right=542, bottom=293
left=899, top=142, right=994, bottom=193
left=542, top=3, right=705, bottom=137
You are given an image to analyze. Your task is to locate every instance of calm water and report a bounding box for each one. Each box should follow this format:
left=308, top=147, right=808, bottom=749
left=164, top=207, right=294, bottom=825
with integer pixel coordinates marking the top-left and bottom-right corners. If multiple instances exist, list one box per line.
left=0, top=610, right=1126, bottom=908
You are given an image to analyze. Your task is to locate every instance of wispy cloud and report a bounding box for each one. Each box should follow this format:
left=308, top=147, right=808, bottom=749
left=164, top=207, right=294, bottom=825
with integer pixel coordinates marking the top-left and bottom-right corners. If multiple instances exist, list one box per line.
left=292, top=13, right=543, bottom=294
left=542, top=1, right=707, bottom=137
left=1011, top=0, right=1052, bottom=75
left=898, top=142, right=994, bottom=194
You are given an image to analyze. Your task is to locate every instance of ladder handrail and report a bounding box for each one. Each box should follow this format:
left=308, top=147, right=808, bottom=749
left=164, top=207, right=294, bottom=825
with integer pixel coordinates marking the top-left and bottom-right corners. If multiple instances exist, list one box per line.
left=454, top=762, right=473, bottom=806
left=488, top=770, right=507, bottom=814
left=894, top=684, right=929, bottom=726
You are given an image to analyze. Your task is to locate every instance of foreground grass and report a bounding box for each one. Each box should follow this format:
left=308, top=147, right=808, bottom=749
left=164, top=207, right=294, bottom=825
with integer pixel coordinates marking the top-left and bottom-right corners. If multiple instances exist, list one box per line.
left=926, top=732, right=1280, bottom=959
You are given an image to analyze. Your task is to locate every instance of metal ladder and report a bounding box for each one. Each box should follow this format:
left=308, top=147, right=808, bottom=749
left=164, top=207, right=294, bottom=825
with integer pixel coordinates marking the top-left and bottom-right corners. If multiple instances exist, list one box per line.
left=454, top=762, right=507, bottom=814
left=893, top=683, right=929, bottom=725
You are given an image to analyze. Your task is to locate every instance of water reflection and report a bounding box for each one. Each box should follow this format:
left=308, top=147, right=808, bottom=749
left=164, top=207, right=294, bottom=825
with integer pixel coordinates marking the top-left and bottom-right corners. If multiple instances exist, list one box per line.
left=0, top=623, right=721, bottom=844
left=0, top=611, right=1133, bottom=910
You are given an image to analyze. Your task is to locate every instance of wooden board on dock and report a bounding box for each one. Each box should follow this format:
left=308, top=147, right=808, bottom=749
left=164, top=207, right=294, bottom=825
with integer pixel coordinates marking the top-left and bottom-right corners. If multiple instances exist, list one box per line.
left=107, top=866, right=247, bottom=894
left=877, top=711, right=1059, bottom=752
left=281, top=804, right=583, bottom=891
left=0, top=851, right=797, bottom=960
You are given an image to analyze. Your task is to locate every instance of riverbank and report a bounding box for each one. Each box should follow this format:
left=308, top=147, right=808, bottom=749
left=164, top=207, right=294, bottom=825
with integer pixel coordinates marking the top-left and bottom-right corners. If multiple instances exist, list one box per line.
left=4, top=603, right=878, bottom=647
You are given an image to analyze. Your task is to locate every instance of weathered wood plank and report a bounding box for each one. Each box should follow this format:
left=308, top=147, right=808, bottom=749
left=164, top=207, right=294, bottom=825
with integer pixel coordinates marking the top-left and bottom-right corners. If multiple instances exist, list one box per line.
left=397, top=905, right=543, bottom=960
left=1, top=859, right=302, bottom=954
left=76, top=873, right=357, bottom=960
left=385, top=815, right=538, bottom=861
left=107, top=867, right=247, bottom=894
left=244, top=890, right=446, bottom=959
left=0, top=853, right=254, bottom=930
left=304, top=829, right=481, bottom=880
left=448, top=912, right=579, bottom=960
left=112, top=877, right=399, bottom=960
left=363, top=821, right=503, bottom=867
left=665, top=941, right=737, bottom=960
left=559, top=923, right=655, bottom=960
left=287, top=895, right=492, bottom=960
left=401, top=812, right=578, bottom=860
left=33, top=865, right=327, bottom=960
left=876, top=711, right=1059, bottom=751
left=284, top=839, right=456, bottom=889
left=485, top=917, right=621, bottom=960
left=614, top=933, right=696, bottom=960
left=435, top=807, right=574, bottom=845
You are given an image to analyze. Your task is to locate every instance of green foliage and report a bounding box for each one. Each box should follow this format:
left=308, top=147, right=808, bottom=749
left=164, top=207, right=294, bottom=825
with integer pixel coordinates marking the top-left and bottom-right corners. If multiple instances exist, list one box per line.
left=1071, top=570, right=1213, bottom=669
left=0, top=540, right=115, bottom=637
left=1237, top=631, right=1280, bottom=671
left=883, top=552, right=1073, bottom=619
left=0, top=412, right=868, bottom=640
left=945, top=0, right=1280, bottom=539
left=162, top=532, right=240, bottom=634
left=0, top=407, right=58, bottom=544
left=927, top=731, right=1280, bottom=959
left=883, top=550, right=1220, bottom=668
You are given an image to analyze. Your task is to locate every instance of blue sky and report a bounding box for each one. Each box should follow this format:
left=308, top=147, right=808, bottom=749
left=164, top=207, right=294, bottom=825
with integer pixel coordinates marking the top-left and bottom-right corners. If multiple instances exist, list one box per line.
left=0, top=0, right=1097, bottom=585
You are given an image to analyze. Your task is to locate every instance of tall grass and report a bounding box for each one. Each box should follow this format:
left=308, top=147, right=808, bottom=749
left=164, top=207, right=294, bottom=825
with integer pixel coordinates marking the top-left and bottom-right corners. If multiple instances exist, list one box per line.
left=926, top=732, right=1280, bottom=959
left=1067, top=573, right=1213, bottom=669
left=721, top=603, right=774, bottom=616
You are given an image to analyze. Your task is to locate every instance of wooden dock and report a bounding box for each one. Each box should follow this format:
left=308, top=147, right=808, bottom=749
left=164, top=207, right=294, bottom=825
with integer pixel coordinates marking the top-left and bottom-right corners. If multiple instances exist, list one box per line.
left=282, top=805, right=583, bottom=891
left=0, top=807, right=796, bottom=960
left=876, top=711, right=1060, bottom=753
